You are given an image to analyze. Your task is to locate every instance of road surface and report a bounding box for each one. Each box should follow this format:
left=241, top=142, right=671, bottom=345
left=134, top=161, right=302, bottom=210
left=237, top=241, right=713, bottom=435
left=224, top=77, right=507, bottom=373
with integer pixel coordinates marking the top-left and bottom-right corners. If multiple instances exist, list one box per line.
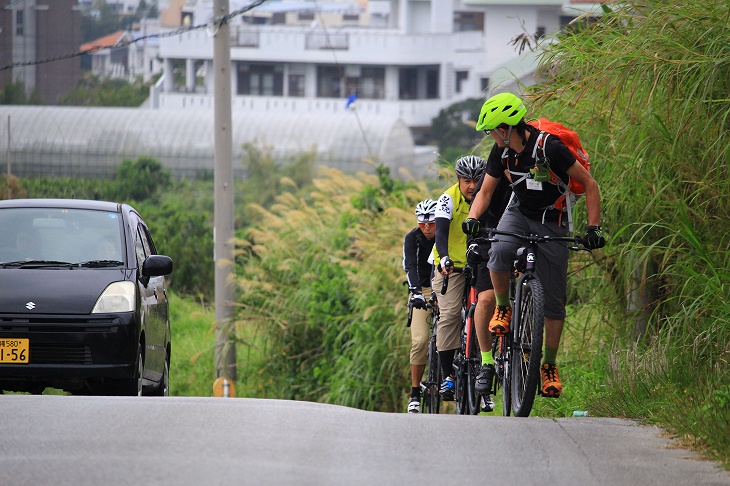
left=1, top=395, right=728, bottom=485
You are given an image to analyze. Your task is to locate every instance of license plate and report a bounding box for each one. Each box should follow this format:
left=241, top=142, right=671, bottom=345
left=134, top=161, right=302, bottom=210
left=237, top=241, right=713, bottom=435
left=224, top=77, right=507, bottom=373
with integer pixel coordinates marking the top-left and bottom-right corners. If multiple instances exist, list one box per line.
left=0, top=339, right=29, bottom=364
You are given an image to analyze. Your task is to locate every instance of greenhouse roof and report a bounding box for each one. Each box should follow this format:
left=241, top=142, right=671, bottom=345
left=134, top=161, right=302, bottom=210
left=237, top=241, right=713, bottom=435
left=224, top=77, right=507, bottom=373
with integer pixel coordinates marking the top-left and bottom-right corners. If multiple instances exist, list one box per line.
left=1, top=106, right=419, bottom=179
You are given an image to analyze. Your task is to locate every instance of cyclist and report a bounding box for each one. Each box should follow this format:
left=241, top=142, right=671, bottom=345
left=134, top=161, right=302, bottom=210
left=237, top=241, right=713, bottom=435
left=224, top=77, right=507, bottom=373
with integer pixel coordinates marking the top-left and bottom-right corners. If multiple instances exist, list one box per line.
left=403, top=199, right=437, bottom=413
left=466, top=175, right=512, bottom=400
left=463, top=92, right=605, bottom=398
left=432, top=156, right=486, bottom=401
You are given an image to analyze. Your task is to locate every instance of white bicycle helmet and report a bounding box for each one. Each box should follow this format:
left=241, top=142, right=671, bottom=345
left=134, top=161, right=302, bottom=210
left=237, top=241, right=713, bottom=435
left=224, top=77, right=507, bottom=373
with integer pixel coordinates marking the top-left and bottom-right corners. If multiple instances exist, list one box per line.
left=455, top=155, right=487, bottom=180
left=415, top=199, right=437, bottom=223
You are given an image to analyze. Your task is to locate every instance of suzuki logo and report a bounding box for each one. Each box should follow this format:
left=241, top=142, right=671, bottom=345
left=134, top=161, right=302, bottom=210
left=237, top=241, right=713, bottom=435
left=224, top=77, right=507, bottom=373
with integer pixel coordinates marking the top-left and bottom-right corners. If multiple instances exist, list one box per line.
left=26, top=302, right=36, bottom=310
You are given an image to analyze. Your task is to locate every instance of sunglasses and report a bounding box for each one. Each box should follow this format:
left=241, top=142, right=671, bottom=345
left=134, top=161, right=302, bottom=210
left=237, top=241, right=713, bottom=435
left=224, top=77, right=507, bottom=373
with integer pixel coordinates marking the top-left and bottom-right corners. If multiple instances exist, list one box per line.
left=418, top=221, right=435, bottom=228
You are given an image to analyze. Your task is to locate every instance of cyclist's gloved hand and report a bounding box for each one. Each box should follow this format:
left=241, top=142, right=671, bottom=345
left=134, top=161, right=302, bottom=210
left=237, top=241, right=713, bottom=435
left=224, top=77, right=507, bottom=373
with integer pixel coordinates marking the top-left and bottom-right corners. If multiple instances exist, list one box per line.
left=440, top=256, right=454, bottom=273
left=466, top=243, right=482, bottom=268
left=462, top=218, right=481, bottom=237
left=409, top=292, right=426, bottom=309
left=584, top=225, right=606, bottom=249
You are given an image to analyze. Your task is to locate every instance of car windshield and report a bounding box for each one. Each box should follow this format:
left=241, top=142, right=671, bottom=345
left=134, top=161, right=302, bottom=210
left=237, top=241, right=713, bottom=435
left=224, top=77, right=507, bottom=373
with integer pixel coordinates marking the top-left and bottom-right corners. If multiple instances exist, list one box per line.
left=0, top=207, right=125, bottom=266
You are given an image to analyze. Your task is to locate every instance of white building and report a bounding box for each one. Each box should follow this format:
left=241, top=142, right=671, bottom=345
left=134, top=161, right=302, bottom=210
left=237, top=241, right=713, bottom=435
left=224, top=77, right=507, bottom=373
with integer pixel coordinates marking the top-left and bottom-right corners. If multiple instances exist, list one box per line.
left=153, top=0, right=605, bottom=133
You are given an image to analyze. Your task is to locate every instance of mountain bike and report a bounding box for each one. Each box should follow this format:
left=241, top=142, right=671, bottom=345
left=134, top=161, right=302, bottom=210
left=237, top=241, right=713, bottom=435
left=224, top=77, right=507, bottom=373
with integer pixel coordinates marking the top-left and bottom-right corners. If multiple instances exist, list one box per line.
left=480, top=228, right=588, bottom=417
left=407, top=291, right=441, bottom=414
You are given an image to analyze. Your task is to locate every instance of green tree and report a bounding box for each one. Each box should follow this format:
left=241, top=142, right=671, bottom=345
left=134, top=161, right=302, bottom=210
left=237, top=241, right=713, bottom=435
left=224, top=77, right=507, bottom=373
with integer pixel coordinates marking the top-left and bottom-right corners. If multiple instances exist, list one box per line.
left=0, top=82, right=42, bottom=105
left=116, top=156, right=171, bottom=202
left=430, top=98, right=485, bottom=162
left=58, top=74, right=151, bottom=107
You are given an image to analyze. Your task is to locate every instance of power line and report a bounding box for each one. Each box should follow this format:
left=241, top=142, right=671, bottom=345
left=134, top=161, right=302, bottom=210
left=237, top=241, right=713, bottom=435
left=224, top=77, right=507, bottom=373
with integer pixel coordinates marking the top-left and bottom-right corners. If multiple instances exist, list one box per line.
left=0, top=0, right=269, bottom=73
left=312, top=0, right=374, bottom=159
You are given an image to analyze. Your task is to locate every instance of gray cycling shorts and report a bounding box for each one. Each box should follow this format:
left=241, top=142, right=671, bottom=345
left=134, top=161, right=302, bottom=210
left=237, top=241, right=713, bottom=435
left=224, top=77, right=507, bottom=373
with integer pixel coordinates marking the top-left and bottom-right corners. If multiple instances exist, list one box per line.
left=487, top=206, right=570, bottom=319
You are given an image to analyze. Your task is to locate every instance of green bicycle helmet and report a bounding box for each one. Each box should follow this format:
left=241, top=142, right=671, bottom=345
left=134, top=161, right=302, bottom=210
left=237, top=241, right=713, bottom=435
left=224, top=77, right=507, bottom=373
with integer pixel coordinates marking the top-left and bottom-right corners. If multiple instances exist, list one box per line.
left=476, top=92, right=527, bottom=131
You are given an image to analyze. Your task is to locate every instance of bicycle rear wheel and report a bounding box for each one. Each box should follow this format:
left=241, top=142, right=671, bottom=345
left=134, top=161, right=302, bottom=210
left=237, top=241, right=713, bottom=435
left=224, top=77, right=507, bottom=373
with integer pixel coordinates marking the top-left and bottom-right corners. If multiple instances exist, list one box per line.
left=454, top=350, right=468, bottom=415
left=493, top=334, right=511, bottom=416
left=422, top=335, right=442, bottom=414
left=466, top=323, right=481, bottom=415
left=511, top=277, right=544, bottom=417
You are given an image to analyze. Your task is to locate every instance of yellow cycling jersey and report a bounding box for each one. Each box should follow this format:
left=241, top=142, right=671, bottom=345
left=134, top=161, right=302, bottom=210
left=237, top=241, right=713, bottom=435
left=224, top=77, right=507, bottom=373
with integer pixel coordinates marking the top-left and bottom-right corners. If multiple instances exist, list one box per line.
left=433, top=182, right=470, bottom=268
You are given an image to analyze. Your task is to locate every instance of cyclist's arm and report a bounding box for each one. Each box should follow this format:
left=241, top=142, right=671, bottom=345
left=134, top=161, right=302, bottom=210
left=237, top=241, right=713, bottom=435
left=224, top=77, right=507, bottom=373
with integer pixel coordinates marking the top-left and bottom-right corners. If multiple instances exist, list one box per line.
left=468, top=173, right=499, bottom=220
left=566, top=162, right=602, bottom=227
left=403, top=230, right=421, bottom=292
left=434, top=217, right=450, bottom=264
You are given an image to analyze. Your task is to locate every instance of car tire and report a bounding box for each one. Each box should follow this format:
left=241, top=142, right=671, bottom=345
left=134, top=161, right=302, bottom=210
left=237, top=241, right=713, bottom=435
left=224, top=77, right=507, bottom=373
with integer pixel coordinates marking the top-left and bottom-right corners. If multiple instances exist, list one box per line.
left=151, top=356, right=169, bottom=397
left=114, top=344, right=143, bottom=396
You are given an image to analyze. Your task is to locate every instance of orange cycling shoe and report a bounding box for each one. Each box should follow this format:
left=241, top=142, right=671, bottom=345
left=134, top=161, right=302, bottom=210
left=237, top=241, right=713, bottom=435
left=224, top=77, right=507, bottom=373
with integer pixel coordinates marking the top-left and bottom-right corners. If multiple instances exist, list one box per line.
left=489, top=306, right=512, bottom=335
left=541, top=363, right=562, bottom=397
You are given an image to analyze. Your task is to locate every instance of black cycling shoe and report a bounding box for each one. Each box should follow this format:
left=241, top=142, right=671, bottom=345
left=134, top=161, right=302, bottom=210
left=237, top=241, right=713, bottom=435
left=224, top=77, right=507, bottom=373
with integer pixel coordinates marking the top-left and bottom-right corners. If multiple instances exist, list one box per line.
left=475, top=364, right=495, bottom=395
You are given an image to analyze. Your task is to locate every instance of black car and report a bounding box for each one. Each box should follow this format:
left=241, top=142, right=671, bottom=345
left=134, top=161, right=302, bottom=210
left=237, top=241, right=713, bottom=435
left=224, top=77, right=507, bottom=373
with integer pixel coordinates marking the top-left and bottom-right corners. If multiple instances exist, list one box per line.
left=0, top=199, right=173, bottom=396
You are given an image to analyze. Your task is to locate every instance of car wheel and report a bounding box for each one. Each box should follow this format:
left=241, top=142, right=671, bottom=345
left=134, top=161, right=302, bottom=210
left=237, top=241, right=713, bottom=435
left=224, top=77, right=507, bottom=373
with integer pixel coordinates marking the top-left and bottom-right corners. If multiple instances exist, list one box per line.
left=114, top=345, right=143, bottom=396
left=151, top=357, right=169, bottom=397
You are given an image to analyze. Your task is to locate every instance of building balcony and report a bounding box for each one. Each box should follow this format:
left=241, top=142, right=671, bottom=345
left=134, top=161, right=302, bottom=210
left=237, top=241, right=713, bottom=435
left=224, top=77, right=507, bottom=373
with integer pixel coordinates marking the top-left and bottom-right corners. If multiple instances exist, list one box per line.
left=161, top=26, right=484, bottom=65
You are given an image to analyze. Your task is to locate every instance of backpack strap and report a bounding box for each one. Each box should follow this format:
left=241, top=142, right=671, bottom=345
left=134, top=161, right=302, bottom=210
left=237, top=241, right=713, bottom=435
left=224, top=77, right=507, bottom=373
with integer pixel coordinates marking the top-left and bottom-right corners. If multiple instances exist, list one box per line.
left=532, top=131, right=549, bottom=160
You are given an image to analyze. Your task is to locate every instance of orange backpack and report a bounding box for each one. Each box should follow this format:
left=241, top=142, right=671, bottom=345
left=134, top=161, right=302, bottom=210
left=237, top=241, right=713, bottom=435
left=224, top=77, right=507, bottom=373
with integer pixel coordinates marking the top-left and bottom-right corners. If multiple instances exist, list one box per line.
left=527, top=118, right=591, bottom=231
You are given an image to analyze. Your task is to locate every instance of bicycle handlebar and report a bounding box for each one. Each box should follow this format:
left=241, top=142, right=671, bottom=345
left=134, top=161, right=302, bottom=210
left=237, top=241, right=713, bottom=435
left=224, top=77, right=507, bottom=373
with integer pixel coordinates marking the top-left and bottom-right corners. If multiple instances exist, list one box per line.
left=475, top=227, right=592, bottom=252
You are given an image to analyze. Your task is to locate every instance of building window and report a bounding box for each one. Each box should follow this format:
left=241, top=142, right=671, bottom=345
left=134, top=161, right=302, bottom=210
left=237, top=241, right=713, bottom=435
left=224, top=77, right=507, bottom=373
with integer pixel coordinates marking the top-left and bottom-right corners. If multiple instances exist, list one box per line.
left=298, top=11, right=315, bottom=21
left=455, top=71, right=468, bottom=94
left=16, top=10, right=24, bottom=36
left=426, top=69, right=439, bottom=99
left=288, top=74, right=305, bottom=97
left=399, top=66, right=440, bottom=100
left=237, top=64, right=283, bottom=96
left=480, top=77, right=490, bottom=93
left=454, top=11, right=484, bottom=32
left=317, top=66, right=341, bottom=98
left=344, top=67, right=384, bottom=99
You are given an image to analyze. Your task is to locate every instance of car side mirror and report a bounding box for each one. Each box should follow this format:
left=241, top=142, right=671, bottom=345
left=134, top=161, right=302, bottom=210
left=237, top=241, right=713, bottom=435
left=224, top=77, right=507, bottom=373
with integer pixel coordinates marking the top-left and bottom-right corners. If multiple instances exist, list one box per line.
left=142, top=255, right=174, bottom=278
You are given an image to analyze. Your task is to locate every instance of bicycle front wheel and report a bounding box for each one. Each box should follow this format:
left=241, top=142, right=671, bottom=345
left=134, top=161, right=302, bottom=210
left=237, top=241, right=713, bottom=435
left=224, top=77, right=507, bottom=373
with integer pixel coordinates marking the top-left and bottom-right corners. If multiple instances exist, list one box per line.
left=511, top=277, right=544, bottom=417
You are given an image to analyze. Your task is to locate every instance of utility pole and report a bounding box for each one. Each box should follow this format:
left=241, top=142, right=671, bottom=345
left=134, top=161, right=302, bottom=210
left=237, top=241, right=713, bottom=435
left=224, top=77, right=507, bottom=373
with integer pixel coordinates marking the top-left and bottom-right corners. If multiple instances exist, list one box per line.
left=213, top=0, right=236, bottom=382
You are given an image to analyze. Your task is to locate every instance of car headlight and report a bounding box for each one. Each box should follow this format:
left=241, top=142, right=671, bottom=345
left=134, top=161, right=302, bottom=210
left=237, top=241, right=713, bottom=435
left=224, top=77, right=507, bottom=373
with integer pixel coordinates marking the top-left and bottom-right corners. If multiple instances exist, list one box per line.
left=92, top=281, right=136, bottom=313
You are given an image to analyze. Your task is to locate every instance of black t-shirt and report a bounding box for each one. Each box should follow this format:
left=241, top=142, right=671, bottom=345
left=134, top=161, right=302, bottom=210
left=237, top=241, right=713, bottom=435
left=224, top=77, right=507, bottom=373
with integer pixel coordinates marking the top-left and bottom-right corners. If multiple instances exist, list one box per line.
left=474, top=171, right=512, bottom=228
left=484, top=124, right=575, bottom=217
left=402, top=227, right=435, bottom=291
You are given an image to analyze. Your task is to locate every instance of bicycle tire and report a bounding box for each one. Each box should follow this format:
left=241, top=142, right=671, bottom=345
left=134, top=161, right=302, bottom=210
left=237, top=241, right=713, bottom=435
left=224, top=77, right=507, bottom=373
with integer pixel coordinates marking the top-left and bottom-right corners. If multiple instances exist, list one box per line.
left=454, top=350, right=468, bottom=415
left=422, top=336, right=442, bottom=414
left=493, top=334, right=512, bottom=416
left=466, top=321, right=481, bottom=415
left=511, top=277, right=544, bottom=417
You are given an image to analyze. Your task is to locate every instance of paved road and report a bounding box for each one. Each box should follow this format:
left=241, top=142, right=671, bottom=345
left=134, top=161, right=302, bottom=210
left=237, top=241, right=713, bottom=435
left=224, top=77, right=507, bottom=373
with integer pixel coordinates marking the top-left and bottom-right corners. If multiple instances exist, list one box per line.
left=1, top=395, right=728, bottom=485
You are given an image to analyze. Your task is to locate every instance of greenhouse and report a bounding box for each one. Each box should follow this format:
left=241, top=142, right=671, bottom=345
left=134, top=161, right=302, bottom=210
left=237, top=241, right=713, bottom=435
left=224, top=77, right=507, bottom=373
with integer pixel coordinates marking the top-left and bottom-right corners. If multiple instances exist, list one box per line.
left=0, top=106, right=429, bottom=179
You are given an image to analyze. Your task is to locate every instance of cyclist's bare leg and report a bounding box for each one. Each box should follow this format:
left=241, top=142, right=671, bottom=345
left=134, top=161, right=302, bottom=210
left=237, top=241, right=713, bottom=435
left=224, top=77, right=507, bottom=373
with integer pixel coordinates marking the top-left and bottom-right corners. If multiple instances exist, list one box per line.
left=411, top=364, right=425, bottom=388
left=544, top=317, right=564, bottom=354
left=475, top=289, right=495, bottom=353
left=489, top=270, right=511, bottom=299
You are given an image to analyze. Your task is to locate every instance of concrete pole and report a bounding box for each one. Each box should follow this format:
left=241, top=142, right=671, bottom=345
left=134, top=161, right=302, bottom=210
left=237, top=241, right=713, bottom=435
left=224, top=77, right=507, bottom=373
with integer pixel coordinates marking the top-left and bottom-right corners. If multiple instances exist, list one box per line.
left=213, top=0, right=236, bottom=381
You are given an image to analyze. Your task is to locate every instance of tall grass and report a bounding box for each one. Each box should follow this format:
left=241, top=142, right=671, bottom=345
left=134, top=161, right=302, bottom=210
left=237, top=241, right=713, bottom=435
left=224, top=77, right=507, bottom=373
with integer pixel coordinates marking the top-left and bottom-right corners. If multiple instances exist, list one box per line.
left=529, top=0, right=729, bottom=463
left=234, top=168, right=439, bottom=411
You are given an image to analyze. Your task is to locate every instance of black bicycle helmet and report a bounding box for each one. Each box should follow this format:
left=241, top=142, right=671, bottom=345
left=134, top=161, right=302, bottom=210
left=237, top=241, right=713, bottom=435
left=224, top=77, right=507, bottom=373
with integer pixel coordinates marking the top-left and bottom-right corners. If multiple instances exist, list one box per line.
left=455, top=155, right=487, bottom=180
